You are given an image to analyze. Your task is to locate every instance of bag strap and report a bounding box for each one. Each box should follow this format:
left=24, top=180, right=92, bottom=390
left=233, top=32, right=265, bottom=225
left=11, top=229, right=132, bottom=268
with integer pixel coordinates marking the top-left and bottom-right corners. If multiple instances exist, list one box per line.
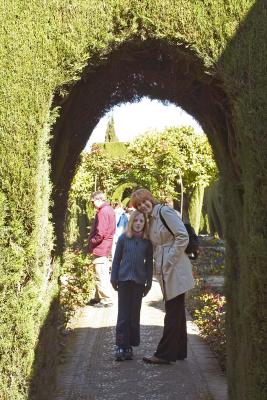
left=159, top=206, right=174, bottom=236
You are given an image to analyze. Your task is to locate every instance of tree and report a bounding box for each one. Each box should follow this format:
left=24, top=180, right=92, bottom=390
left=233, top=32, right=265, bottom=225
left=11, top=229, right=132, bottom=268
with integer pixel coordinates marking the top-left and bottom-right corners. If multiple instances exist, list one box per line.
left=124, top=126, right=218, bottom=203
left=67, top=126, right=218, bottom=245
left=104, top=115, right=118, bottom=142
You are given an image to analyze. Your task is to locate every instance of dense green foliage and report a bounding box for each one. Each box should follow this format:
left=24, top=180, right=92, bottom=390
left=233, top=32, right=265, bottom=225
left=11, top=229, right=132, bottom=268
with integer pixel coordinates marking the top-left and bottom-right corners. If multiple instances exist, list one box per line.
left=66, top=126, right=217, bottom=245
left=204, top=180, right=225, bottom=237
left=111, top=182, right=137, bottom=203
left=188, top=184, right=205, bottom=234
left=59, top=250, right=95, bottom=321
left=0, top=1, right=266, bottom=399
left=126, top=127, right=217, bottom=201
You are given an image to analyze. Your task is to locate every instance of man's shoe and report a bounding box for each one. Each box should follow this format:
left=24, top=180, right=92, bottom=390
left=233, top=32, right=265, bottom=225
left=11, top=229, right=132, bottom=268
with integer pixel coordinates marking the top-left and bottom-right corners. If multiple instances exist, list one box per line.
left=103, top=302, right=113, bottom=308
left=115, top=347, right=125, bottom=361
left=93, top=302, right=106, bottom=308
left=94, top=302, right=113, bottom=308
left=143, top=355, right=170, bottom=365
left=124, top=347, right=133, bottom=360
left=87, top=299, right=100, bottom=306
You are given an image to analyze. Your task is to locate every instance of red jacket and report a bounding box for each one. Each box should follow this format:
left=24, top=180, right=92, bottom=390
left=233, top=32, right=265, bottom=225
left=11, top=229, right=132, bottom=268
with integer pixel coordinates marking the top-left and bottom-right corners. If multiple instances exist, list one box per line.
left=88, top=202, right=116, bottom=257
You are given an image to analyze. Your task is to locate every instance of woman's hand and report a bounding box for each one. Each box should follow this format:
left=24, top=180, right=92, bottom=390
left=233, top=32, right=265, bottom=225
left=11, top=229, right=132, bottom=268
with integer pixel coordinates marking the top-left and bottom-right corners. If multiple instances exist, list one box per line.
left=111, top=280, right=118, bottom=291
left=143, top=285, right=151, bottom=297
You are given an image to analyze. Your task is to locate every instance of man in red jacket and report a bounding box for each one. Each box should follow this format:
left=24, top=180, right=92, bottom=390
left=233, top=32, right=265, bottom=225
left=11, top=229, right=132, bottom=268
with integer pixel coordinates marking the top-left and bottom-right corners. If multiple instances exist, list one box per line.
left=88, top=191, right=116, bottom=307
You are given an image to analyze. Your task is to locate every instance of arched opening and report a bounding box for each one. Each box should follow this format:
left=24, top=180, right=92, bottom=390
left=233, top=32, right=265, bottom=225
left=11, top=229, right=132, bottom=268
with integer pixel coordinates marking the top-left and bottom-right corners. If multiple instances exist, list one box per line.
left=50, top=38, right=238, bottom=251
left=85, top=96, right=204, bottom=150
left=65, top=97, right=214, bottom=248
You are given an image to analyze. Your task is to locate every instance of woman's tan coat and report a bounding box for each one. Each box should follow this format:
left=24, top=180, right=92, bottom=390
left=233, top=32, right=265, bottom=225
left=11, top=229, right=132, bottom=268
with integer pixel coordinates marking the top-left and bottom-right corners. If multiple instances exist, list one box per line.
left=149, top=204, right=195, bottom=301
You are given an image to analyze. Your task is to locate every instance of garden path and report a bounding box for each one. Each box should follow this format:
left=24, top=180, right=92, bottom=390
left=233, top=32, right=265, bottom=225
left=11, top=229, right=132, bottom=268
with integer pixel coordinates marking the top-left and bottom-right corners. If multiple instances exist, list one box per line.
left=55, top=279, right=227, bottom=400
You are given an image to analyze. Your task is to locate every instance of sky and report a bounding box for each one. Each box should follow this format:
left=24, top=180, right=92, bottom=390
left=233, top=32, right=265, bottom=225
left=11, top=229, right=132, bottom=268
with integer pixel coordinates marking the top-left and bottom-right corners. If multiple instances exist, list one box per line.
left=84, top=97, right=203, bottom=151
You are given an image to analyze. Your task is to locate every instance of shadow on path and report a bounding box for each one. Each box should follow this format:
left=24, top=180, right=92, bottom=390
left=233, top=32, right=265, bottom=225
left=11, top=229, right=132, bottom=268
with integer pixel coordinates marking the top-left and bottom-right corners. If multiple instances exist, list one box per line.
left=28, top=296, right=60, bottom=400
left=54, top=281, right=227, bottom=400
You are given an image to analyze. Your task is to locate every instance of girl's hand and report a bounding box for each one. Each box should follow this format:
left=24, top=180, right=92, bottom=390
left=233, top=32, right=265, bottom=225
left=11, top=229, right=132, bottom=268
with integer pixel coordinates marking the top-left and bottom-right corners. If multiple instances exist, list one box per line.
left=143, top=285, right=151, bottom=297
left=111, top=280, right=118, bottom=291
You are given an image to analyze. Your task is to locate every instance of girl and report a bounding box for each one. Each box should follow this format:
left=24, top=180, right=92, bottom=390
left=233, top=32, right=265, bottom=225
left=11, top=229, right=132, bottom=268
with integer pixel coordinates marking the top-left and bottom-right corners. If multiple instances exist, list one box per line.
left=111, top=210, right=153, bottom=361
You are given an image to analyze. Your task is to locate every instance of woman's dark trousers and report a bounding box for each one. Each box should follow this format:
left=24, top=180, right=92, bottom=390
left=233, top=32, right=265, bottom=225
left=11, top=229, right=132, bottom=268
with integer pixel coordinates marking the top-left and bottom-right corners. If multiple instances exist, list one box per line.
left=155, top=293, right=187, bottom=361
left=116, top=280, right=144, bottom=348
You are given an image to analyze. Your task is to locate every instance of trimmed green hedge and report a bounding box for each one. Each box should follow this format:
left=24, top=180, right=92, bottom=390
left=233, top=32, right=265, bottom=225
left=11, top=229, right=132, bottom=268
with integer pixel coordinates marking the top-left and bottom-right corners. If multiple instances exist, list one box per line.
left=1, top=1, right=266, bottom=399
left=96, top=142, right=128, bottom=158
left=188, top=184, right=205, bottom=234
left=203, top=180, right=224, bottom=237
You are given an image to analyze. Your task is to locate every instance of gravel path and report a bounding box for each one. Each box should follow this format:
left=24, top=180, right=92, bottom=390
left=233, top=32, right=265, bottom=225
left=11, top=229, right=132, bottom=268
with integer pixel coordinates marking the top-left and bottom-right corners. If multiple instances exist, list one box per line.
left=55, top=279, right=227, bottom=400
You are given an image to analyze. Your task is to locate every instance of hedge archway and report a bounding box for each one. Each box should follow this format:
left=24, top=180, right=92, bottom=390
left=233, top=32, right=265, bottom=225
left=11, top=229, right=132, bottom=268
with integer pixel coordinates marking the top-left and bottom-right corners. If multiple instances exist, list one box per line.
left=51, top=38, right=238, bottom=245
left=50, top=10, right=267, bottom=397
left=1, top=1, right=266, bottom=399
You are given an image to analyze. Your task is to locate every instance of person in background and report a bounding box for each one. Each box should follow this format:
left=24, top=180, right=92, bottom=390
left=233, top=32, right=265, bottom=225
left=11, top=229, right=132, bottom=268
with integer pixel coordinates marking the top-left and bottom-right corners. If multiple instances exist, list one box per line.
left=88, top=191, right=116, bottom=308
left=111, top=202, right=128, bottom=259
left=130, top=188, right=195, bottom=364
left=111, top=210, right=153, bottom=361
left=125, top=206, right=135, bottom=220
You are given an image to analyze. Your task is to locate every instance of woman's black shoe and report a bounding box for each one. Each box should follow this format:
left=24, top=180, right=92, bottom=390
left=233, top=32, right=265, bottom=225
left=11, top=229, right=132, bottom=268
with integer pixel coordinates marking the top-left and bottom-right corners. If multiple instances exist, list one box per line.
left=124, top=347, right=133, bottom=360
left=143, top=355, right=170, bottom=364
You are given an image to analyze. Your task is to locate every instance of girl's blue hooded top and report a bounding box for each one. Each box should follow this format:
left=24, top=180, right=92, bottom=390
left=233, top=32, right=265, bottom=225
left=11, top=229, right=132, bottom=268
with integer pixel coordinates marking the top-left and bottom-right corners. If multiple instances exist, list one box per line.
left=111, top=233, right=153, bottom=287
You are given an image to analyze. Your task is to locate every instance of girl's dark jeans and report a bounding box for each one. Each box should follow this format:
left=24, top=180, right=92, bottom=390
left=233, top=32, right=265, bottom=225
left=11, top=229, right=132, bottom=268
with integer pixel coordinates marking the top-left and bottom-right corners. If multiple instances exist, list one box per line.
left=116, top=280, right=145, bottom=348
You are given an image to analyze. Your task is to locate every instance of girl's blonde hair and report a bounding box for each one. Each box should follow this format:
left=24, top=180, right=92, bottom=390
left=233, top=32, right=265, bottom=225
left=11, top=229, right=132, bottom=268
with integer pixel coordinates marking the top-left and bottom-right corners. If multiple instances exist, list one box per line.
left=126, top=210, right=149, bottom=239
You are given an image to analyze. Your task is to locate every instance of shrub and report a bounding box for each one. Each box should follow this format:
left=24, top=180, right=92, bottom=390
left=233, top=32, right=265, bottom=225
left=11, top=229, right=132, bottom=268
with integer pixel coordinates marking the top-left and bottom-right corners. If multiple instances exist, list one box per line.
left=59, top=250, right=95, bottom=322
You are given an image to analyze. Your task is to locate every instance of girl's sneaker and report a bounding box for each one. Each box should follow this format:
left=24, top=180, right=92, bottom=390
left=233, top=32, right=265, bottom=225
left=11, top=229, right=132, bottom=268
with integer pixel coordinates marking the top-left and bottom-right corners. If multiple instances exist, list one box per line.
left=115, top=347, right=125, bottom=361
left=124, top=347, right=133, bottom=360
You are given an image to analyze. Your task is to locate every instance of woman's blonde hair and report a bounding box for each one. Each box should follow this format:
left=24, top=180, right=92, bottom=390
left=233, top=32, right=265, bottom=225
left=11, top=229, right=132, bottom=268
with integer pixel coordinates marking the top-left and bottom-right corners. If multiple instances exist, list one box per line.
left=126, top=210, right=149, bottom=239
left=130, top=188, right=158, bottom=209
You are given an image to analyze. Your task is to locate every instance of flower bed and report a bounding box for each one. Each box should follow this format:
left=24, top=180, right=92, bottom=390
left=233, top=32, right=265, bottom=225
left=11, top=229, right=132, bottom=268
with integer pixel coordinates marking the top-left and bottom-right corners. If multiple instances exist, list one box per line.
left=187, top=236, right=226, bottom=371
left=187, top=279, right=226, bottom=370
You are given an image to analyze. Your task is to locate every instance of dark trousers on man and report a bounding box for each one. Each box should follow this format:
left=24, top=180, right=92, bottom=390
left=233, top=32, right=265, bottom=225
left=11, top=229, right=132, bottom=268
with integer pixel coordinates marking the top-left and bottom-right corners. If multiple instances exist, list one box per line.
left=116, top=280, right=144, bottom=348
left=155, top=293, right=187, bottom=361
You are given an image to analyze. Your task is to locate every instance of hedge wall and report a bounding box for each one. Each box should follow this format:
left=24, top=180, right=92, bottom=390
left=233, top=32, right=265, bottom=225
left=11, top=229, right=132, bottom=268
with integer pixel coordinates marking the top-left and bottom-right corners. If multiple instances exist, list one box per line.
left=188, top=184, right=205, bottom=234
left=204, top=180, right=225, bottom=237
left=1, top=1, right=266, bottom=399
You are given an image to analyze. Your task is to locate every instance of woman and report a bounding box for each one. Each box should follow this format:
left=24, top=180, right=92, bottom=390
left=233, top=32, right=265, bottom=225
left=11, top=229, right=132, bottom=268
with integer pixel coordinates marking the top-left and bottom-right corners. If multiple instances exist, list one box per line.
left=130, top=188, right=195, bottom=364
